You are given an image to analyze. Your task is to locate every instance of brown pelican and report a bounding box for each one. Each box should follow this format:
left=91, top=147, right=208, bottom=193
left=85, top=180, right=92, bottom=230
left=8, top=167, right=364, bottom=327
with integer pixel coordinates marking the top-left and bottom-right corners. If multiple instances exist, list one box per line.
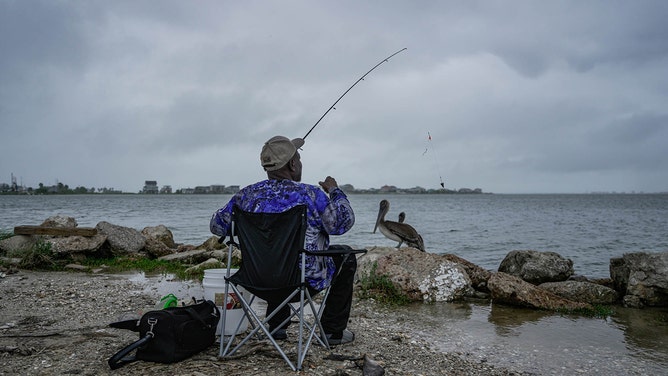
left=398, top=212, right=405, bottom=223
left=374, top=200, right=425, bottom=251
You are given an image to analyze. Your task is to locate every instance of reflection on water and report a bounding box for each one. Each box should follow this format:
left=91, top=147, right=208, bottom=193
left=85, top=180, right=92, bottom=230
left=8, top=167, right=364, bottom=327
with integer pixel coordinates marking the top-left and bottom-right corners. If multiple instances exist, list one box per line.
left=487, top=304, right=554, bottom=337
left=127, top=272, right=205, bottom=302
left=393, top=301, right=668, bottom=375
left=610, top=307, right=668, bottom=367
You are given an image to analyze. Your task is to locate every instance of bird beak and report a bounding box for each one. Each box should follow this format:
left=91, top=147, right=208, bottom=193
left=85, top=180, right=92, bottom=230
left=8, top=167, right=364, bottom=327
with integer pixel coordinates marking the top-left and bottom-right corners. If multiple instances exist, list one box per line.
left=373, top=211, right=382, bottom=233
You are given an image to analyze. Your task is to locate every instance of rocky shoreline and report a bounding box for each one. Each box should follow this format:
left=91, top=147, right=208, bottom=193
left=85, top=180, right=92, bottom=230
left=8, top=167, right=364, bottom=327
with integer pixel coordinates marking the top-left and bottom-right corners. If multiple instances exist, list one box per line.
left=0, top=270, right=531, bottom=376
left=2, top=216, right=666, bottom=310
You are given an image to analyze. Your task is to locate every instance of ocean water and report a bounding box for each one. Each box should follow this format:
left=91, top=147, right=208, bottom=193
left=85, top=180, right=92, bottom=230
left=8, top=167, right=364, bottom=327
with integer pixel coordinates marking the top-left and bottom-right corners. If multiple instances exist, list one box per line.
left=1, top=193, right=667, bottom=374
left=2, top=193, right=667, bottom=278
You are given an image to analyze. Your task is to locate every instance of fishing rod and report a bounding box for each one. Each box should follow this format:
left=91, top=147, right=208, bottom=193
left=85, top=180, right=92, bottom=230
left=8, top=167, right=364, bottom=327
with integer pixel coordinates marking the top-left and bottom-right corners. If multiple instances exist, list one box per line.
left=303, top=47, right=407, bottom=140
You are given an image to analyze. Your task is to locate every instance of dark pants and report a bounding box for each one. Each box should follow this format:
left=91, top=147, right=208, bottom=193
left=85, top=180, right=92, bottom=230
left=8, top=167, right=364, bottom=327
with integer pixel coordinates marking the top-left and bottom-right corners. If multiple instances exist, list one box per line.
left=267, top=245, right=358, bottom=337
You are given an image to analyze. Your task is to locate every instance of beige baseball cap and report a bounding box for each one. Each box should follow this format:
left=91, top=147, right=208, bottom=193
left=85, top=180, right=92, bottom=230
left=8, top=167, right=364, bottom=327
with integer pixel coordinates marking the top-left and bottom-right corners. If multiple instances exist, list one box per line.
left=260, top=135, right=305, bottom=171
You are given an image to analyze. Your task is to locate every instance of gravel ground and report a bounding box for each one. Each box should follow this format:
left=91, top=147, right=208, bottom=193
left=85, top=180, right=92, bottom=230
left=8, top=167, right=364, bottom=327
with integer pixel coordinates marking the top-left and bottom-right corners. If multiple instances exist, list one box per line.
left=0, top=270, right=531, bottom=375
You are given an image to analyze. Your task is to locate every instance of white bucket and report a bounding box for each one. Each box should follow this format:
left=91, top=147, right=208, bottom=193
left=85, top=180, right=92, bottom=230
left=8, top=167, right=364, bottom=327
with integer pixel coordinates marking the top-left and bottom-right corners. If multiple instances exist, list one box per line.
left=203, top=268, right=250, bottom=336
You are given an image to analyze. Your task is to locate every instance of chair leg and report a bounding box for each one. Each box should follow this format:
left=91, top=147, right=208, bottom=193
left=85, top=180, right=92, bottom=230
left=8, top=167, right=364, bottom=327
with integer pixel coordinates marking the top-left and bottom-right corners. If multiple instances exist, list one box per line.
left=219, top=286, right=302, bottom=371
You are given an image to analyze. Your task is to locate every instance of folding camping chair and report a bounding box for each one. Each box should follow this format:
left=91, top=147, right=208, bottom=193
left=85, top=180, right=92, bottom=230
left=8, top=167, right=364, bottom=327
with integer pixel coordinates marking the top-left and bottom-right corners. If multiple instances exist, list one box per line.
left=217, top=205, right=366, bottom=371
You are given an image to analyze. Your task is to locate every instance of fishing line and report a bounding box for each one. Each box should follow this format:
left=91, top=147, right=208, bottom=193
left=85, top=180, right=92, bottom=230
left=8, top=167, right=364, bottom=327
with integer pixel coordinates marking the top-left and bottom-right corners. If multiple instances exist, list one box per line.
left=424, top=131, right=446, bottom=189
left=303, top=48, right=407, bottom=140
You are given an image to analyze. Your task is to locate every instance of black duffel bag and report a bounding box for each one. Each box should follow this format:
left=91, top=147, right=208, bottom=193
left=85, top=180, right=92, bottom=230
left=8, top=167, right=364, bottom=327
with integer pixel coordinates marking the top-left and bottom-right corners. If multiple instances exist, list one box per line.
left=108, top=299, right=219, bottom=370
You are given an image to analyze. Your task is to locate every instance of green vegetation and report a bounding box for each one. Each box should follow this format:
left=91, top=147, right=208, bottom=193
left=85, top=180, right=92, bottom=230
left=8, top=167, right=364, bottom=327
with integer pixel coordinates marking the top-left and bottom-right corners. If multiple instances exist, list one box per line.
left=357, top=262, right=411, bottom=306
left=557, top=304, right=615, bottom=318
left=0, top=231, right=13, bottom=241
left=1, top=181, right=122, bottom=195
left=0, top=231, right=212, bottom=280
left=18, top=239, right=59, bottom=270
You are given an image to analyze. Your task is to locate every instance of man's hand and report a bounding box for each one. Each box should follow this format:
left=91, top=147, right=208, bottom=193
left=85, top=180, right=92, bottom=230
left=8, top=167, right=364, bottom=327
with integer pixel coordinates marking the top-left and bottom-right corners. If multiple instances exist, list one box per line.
left=318, top=176, right=338, bottom=194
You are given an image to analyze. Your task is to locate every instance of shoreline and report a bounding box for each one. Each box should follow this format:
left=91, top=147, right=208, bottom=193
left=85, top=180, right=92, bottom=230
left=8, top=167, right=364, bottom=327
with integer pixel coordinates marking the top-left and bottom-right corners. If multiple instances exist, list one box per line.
left=0, top=270, right=528, bottom=375
left=2, top=269, right=667, bottom=375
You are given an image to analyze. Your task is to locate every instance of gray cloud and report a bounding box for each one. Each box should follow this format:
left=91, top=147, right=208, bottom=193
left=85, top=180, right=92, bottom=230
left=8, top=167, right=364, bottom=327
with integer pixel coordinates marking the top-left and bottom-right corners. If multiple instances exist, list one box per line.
left=1, top=1, right=667, bottom=194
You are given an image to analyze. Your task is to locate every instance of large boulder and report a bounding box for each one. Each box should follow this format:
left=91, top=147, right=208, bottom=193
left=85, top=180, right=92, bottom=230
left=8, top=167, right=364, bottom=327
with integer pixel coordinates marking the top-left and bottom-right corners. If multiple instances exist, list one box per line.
left=141, top=225, right=176, bottom=248
left=539, top=280, right=618, bottom=305
left=40, top=215, right=78, bottom=228
left=610, top=251, right=668, bottom=308
left=498, top=250, right=574, bottom=284
left=442, top=253, right=492, bottom=292
left=48, top=234, right=108, bottom=256
left=488, top=272, right=591, bottom=311
left=0, top=235, right=37, bottom=257
left=143, top=237, right=176, bottom=258
left=360, top=247, right=472, bottom=303
left=95, top=221, right=145, bottom=255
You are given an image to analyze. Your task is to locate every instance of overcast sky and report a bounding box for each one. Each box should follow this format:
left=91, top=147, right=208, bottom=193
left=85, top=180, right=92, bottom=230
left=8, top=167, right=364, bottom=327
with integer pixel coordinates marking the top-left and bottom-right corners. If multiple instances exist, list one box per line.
left=1, top=1, right=667, bottom=194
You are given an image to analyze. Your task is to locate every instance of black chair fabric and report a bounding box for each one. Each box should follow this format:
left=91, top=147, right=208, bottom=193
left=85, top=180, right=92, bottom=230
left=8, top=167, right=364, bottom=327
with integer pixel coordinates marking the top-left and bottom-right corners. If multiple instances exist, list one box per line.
left=227, top=205, right=307, bottom=298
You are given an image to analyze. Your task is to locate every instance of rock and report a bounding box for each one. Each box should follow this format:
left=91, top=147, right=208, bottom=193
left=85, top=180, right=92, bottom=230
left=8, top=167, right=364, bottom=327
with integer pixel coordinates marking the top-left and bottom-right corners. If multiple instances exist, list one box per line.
left=498, top=250, right=574, bottom=284
left=144, top=237, right=176, bottom=258
left=356, top=247, right=396, bottom=280
left=442, top=253, right=492, bottom=292
left=539, top=280, right=618, bottom=305
left=0, top=235, right=37, bottom=257
left=159, top=248, right=217, bottom=264
left=488, top=272, right=592, bottom=311
left=363, top=354, right=385, bottom=376
left=610, top=251, right=668, bottom=308
left=40, top=215, right=78, bottom=228
left=185, top=258, right=224, bottom=275
left=47, top=234, right=107, bottom=255
left=0, top=257, right=21, bottom=266
left=64, top=264, right=89, bottom=271
left=141, top=225, right=176, bottom=248
left=362, top=247, right=472, bottom=303
left=95, top=221, right=145, bottom=256
left=198, top=236, right=227, bottom=251
left=177, top=244, right=196, bottom=252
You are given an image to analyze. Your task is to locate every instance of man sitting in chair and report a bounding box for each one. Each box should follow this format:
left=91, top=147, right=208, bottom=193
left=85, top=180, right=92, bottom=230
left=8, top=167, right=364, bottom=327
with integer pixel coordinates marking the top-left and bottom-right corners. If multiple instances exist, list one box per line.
left=210, top=135, right=357, bottom=346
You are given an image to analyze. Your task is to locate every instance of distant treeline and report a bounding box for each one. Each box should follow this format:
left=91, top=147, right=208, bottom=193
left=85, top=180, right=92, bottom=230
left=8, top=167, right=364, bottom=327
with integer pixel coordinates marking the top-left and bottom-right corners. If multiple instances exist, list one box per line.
left=0, top=182, right=123, bottom=195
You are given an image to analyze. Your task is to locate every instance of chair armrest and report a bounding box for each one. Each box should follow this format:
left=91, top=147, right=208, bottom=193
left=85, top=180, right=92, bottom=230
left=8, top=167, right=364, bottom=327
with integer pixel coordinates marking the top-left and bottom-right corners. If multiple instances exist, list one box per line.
left=303, top=249, right=367, bottom=257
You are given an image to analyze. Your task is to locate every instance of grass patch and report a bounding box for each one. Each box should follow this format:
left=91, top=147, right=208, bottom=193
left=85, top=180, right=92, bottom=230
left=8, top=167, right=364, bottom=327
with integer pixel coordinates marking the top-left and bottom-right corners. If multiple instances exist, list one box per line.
left=557, top=304, right=615, bottom=318
left=0, top=230, right=13, bottom=241
left=357, top=262, right=411, bottom=306
left=19, top=239, right=60, bottom=270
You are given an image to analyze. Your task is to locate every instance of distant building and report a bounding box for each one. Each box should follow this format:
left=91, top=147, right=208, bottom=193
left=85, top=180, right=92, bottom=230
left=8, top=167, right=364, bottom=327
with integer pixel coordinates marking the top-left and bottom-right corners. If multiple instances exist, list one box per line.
left=194, top=186, right=211, bottom=194
left=224, top=185, right=240, bottom=194
left=143, top=180, right=159, bottom=194
left=379, top=185, right=398, bottom=193
left=160, top=185, right=172, bottom=194
left=210, top=185, right=226, bottom=194
left=405, top=186, right=427, bottom=193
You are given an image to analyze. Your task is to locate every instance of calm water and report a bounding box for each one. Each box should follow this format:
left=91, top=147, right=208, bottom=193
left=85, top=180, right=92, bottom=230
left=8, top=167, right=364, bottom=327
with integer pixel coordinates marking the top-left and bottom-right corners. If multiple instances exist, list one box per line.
left=2, top=193, right=667, bottom=374
left=2, top=193, right=667, bottom=278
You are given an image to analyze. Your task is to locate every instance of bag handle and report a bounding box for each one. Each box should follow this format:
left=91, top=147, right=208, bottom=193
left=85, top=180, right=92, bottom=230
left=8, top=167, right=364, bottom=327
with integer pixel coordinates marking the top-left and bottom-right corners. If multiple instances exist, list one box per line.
left=107, top=333, right=153, bottom=370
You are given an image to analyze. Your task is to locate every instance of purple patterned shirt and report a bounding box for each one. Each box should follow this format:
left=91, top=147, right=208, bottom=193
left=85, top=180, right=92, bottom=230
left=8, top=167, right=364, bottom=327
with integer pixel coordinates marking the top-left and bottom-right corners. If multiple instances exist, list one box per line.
left=210, top=179, right=355, bottom=289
